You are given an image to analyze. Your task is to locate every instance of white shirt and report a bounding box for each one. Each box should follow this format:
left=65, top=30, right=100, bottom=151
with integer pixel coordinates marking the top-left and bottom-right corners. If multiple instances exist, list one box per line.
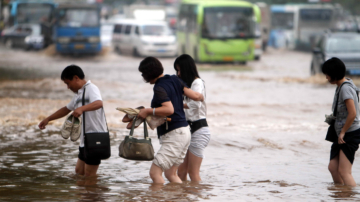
left=184, top=78, right=207, bottom=122
left=66, top=80, right=107, bottom=147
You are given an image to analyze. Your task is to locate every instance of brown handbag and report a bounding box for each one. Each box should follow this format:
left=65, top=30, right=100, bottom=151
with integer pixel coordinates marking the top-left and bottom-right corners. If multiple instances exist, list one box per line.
left=119, top=117, right=155, bottom=161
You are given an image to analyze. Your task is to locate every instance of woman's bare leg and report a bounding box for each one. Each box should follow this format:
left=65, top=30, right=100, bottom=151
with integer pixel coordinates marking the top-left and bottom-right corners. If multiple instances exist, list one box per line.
left=187, top=151, right=203, bottom=182
left=149, top=163, right=165, bottom=184
left=338, top=150, right=356, bottom=186
left=164, top=165, right=182, bottom=183
left=178, top=151, right=190, bottom=181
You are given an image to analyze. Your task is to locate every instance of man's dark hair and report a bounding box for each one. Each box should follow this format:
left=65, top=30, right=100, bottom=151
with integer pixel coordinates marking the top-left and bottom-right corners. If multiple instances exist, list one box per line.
left=61, top=65, right=85, bottom=80
left=138, top=57, right=164, bottom=82
left=321, top=57, right=346, bottom=81
left=174, top=54, right=200, bottom=87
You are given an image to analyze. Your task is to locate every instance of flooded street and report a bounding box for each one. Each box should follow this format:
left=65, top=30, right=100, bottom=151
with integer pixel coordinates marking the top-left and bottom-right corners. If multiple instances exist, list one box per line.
left=1, top=46, right=360, bottom=201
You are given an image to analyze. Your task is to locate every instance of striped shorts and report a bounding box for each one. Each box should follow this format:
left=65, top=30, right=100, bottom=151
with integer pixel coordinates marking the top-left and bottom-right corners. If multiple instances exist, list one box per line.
left=188, top=127, right=211, bottom=158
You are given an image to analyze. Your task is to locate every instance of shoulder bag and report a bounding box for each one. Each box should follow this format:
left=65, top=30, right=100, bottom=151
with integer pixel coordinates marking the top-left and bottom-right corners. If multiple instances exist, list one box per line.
left=119, top=116, right=154, bottom=161
left=82, top=87, right=111, bottom=159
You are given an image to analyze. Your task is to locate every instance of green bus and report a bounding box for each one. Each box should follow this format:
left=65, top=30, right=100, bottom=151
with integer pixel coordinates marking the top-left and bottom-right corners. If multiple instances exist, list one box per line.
left=177, top=0, right=261, bottom=63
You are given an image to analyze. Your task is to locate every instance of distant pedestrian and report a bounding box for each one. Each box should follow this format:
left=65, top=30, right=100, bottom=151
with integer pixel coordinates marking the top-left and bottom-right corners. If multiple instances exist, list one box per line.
left=324, top=58, right=360, bottom=186
left=175, top=54, right=211, bottom=182
left=137, top=57, right=204, bottom=184
left=38, top=65, right=107, bottom=177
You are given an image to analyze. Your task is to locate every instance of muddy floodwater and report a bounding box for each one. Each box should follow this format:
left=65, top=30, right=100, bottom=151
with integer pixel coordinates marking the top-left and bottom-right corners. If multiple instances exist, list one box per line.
left=1, top=46, right=360, bottom=201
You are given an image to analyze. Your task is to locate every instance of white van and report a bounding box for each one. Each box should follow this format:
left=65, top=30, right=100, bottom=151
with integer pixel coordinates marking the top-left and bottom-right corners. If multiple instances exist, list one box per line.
left=112, top=19, right=177, bottom=57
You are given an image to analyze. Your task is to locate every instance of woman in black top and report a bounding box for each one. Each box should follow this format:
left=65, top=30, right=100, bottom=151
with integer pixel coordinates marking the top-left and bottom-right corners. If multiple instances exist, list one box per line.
left=137, top=57, right=204, bottom=184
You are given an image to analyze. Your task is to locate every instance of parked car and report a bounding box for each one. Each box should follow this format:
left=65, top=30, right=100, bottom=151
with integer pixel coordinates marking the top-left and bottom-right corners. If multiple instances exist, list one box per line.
left=112, top=19, right=177, bottom=57
left=1, top=24, right=44, bottom=50
left=311, top=31, right=360, bottom=75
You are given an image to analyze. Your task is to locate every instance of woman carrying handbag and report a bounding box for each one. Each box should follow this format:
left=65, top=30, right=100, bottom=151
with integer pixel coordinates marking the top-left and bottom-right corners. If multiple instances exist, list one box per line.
left=137, top=57, right=204, bottom=184
left=323, top=58, right=360, bottom=186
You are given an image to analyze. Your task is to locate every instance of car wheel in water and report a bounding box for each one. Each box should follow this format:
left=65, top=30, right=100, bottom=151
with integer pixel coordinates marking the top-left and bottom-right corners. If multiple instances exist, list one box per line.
left=115, top=46, right=121, bottom=54
left=5, top=39, right=13, bottom=48
left=25, top=45, right=31, bottom=51
left=133, top=48, right=140, bottom=57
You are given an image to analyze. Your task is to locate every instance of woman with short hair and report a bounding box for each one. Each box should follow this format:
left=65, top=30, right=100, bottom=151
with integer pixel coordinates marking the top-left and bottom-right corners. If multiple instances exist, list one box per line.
left=137, top=57, right=204, bottom=184
left=175, top=54, right=211, bottom=182
left=324, top=57, right=360, bottom=186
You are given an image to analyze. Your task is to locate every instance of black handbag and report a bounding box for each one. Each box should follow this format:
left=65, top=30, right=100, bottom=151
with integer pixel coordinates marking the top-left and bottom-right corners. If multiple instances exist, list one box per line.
left=119, top=116, right=154, bottom=161
left=82, top=87, right=111, bottom=160
left=325, top=82, right=348, bottom=142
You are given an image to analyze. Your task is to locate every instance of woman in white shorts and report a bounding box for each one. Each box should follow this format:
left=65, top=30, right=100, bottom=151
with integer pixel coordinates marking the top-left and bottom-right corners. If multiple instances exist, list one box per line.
left=137, top=57, right=204, bottom=184
left=175, top=54, right=211, bottom=182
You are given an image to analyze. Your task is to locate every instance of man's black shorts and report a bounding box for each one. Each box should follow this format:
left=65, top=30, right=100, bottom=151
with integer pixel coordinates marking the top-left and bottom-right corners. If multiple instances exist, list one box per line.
left=78, top=147, right=101, bottom=165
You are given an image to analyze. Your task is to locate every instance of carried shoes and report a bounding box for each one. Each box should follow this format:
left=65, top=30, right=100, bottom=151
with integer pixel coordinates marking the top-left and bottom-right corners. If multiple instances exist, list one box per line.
left=60, top=114, right=82, bottom=142
left=126, top=117, right=144, bottom=129
left=61, top=115, right=74, bottom=139
left=70, top=116, right=82, bottom=142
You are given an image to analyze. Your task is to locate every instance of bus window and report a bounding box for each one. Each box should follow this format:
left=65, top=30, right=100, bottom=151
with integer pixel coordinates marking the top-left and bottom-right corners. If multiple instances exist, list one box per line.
left=188, top=5, right=198, bottom=33
left=135, top=26, right=140, bottom=35
left=178, top=4, right=189, bottom=32
left=271, top=12, right=294, bottom=30
left=17, top=3, right=54, bottom=24
left=202, top=7, right=255, bottom=39
left=300, top=9, right=332, bottom=21
left=7, top=4, right=14, bottom=26
left=124, top=25, right=131, bottom=35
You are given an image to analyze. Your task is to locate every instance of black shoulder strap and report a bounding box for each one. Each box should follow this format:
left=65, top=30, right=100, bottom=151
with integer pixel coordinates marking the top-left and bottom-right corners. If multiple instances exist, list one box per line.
left=82, top=86, right=109, bottom=133
left=334, top=82, right=350, bottom=116
left=82, top=87, right=86, bottom=133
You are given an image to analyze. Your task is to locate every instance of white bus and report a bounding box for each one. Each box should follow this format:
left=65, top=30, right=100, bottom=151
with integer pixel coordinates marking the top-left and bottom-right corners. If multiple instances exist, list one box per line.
left=269, top=4, right=337, bottom=51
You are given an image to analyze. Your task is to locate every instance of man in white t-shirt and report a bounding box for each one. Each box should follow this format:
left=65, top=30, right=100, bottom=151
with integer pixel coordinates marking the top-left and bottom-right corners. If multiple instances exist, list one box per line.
left=38, top=65, right=107, bottom=177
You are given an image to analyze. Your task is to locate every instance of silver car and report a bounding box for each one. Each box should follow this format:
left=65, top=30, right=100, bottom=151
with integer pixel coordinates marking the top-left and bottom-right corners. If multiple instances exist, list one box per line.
left=1, top=24, right=44, bottom=50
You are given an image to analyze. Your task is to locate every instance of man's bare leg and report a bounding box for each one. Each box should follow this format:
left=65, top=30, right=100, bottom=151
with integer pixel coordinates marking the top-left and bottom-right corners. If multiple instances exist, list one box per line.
left=84, top=164, right=99, bottom=177
left=75, top=158, right=86, bottom=175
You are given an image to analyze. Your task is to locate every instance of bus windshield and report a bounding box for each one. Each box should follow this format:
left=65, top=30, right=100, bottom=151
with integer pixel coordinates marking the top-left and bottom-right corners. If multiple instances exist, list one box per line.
left=271, top=12, right=294, bottom=30
left=202, top=7, right=256, bottom=39
left=142, top=25, right=173, bottom=36
left=59, top=9, right=99, bottom=27
left=300, top=9, right=332, bottom=22
left=17, top=3, right=53, bottom=24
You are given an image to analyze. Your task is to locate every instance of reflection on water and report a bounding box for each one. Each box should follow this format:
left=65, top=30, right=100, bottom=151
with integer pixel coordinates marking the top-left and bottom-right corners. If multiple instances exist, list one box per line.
left=328, top=184, right=359, bottom=199
left=2, top=121, right=360, bottom=201
left=0, top=126, right=214, bottom=201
